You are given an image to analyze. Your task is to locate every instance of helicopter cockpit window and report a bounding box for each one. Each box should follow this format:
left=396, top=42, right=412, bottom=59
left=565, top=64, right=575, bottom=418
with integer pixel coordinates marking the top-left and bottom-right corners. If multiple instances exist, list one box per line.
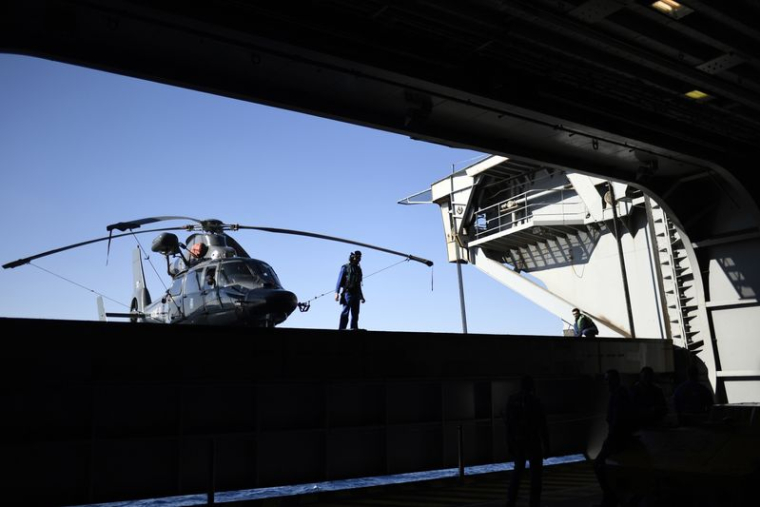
left=186, top=235, right=200, bottom=250
left=206, top=235, right=226, bottom=247
left=203, top=266, right=217, bottom=289
left=187, top=234, right=227, bottom=248
left=218, top=259, right=282, bottom=290
left=255, top=261, right=282, bottom=287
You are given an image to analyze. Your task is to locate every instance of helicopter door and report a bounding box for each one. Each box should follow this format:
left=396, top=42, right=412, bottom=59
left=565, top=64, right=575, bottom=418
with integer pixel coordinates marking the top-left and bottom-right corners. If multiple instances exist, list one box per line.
left=201, top=264, right=222, bottom=323
left=165, top=276, right=185, bottom=323
left=182, top=268, right=204, bottom=324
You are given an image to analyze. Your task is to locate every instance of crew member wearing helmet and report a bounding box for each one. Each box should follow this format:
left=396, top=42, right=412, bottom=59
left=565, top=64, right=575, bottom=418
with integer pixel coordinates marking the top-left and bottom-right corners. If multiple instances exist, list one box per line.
left=572, top=307, right=599, bottom=338
left=335, top=250, right=365, bottom=329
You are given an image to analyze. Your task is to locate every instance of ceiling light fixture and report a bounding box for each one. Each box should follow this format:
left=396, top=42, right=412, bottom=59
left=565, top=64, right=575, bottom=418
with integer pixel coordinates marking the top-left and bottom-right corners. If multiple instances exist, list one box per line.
left=651, top=0, right=693, bottom=19
left=685, top=89, right=709, bottom=100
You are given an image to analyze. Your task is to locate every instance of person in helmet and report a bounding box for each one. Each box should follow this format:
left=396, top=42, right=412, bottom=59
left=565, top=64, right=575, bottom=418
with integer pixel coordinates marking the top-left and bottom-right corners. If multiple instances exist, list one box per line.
left=572, top=307, right=599, bottom=338
left=335, top=250, right=365, bottom=329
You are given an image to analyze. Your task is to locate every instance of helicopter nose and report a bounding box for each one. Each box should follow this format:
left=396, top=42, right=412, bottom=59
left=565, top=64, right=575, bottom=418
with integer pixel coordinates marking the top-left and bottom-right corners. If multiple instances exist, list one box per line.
left=245, top=289, right=298, bottom=315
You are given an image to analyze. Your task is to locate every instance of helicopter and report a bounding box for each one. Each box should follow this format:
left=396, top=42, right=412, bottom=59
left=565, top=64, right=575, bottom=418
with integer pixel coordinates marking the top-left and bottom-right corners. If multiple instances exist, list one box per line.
left=2, top=216, right=433, bottom=327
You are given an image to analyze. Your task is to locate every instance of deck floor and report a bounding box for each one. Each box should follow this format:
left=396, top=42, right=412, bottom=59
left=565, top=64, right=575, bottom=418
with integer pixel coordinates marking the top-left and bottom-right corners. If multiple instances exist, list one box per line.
left=228, top=461, right=602, bottom=507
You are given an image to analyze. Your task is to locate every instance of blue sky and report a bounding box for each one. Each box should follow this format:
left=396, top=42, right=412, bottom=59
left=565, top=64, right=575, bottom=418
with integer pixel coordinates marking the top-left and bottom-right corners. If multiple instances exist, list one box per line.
left=0, top=54, right=561, bottom=335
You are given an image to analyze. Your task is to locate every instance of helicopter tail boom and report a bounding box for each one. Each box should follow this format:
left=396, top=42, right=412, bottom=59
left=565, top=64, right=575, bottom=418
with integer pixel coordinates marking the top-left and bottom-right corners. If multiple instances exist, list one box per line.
left=131, top=247, right=151, bottom=318
left=97, top=296, right=107, bottom=322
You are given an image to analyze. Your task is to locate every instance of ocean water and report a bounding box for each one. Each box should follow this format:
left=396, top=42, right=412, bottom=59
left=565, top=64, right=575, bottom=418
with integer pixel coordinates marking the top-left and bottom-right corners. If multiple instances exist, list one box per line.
left=67, top=454, right=586, bottom=507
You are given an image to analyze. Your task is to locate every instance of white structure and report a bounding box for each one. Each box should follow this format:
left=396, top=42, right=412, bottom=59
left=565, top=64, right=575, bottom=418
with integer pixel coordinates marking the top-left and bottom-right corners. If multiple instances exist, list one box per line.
left=403, top=155, right=739, bottom=400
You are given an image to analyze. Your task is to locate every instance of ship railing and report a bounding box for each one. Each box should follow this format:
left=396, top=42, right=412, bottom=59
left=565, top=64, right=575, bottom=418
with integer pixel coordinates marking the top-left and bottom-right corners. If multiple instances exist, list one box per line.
left=473, top=188, right=588, bottom=239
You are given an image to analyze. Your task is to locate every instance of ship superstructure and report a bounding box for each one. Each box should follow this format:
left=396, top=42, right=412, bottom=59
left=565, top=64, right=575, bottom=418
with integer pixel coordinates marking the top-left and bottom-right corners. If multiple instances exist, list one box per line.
left=404, top=155, right=712, bottom=381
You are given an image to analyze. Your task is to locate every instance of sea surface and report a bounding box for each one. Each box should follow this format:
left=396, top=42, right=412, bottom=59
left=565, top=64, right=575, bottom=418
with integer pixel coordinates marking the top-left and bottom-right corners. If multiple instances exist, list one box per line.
left=67, top=454, right=585, bottom=507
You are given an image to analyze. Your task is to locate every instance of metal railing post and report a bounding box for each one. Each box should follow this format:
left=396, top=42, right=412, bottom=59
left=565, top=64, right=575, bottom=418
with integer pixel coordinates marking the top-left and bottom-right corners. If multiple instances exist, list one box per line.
left=458, top=425, right=464, bottom=480
left=609, top=182, right=636, bottom=338
left=208, top=437, right=216, bottom=505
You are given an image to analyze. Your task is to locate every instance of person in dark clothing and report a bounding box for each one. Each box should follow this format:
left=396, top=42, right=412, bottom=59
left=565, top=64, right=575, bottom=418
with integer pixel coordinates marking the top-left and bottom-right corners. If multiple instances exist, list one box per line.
left=594, top=369, right=635, bottom=507
left=630, top=366, right=668, bottom=429
left=572, top=307, right=599, bottom=337
left=335, top=250, right=365, bottom=330
left=673, top=365, right=713, bottom=426
left=505, top=375, right=550, bottom=507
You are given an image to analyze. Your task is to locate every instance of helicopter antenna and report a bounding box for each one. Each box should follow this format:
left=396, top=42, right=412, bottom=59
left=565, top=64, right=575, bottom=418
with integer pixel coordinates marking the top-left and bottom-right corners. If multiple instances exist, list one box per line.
left=29, top=262, right=130, bottom=309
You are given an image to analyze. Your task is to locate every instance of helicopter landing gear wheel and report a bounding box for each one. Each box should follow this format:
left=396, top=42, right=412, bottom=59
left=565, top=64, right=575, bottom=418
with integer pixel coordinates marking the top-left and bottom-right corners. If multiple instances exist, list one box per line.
left=130, top=299, right=139, bottom=323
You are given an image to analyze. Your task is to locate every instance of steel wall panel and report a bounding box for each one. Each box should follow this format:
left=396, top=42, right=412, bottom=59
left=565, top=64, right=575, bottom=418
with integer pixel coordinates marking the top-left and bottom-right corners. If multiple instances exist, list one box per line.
left=0, top=317, right=674, bottom=506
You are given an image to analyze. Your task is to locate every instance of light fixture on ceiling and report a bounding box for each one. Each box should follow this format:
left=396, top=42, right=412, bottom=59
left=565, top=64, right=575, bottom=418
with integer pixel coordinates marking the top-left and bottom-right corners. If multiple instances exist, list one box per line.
left=684, top=89, right=710, bottom=100
left=651, top=0, right=693, bottom=19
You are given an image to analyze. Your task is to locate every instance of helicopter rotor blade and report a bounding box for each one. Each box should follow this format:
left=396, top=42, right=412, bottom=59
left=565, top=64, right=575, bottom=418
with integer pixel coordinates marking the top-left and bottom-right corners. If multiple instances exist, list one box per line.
left=105, top=216, right=205, bottom=262
left=106, top=216, right=203, bottom=232
left=232, top=226, right=434, bottom=267
left=2, top=227, right=190, bottom=269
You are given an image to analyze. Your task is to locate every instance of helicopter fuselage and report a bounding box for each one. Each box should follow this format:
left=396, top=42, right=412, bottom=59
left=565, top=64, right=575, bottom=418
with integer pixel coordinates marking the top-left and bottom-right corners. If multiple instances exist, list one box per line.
left=141, top=257, right=298, bottom=327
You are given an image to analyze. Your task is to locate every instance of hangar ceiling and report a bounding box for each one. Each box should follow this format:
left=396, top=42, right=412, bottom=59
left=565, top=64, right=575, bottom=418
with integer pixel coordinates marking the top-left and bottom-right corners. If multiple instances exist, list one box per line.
left=2, top=0, right=759, bottom=234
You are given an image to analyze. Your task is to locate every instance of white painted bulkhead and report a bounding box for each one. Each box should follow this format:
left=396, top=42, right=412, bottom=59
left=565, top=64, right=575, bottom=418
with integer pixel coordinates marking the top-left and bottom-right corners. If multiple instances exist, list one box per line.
left=526, top=213, right=668, bottom=339
left=426, top=155, right=760, bottom=403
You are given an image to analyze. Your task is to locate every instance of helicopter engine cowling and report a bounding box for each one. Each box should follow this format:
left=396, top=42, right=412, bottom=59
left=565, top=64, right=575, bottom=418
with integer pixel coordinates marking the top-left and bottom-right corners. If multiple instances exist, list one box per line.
left=151, top=233, right=181, bottom=256
left=169, top=257, right=186, bottom=277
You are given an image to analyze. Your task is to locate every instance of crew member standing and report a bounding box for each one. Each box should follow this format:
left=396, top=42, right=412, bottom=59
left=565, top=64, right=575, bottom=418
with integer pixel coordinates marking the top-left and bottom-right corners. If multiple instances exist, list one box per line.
left=595, top=369, right=635, bottom=507
left=673, top=365, right=713, bottom=426
left=505, top=375, right=550, bottom=507
left=631, top=366, right=668, bottom=429
left=335, top=250, right=365, bottom=330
